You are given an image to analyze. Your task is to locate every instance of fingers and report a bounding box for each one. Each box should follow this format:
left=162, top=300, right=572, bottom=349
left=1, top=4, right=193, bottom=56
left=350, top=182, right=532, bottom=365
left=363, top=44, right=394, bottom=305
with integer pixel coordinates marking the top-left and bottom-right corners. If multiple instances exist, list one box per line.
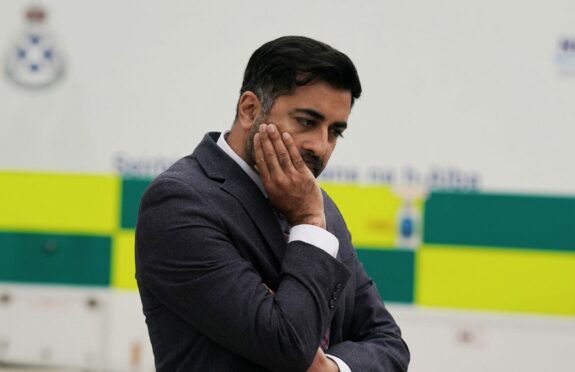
left=266, top=125, right=293, bottom=171
left=281, top=131, right=308, bottom=172
left=254, top=124, right=283, bottom=185
left=253, top=124, right=326, bottom=228
left=253, top=132, right=270, bottom=181
left=254, top=124, right=293, bottom=175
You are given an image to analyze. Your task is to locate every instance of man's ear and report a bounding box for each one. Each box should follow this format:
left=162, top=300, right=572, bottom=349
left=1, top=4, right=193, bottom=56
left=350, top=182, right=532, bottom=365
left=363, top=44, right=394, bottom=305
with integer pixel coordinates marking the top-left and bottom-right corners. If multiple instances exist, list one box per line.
left=237, top=91, right=261, bottom=130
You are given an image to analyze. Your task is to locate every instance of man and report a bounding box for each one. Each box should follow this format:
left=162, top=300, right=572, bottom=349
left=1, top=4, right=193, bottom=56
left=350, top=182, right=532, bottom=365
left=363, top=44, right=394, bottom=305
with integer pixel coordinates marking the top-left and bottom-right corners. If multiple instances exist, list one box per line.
left=135, top=36, right=410, bottom=371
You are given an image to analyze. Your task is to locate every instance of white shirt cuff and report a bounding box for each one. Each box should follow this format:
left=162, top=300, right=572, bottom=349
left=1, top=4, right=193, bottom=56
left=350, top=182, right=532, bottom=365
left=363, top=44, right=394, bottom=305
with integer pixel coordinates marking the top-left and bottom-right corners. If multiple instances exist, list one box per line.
left=326, top=354, right=352, bottom=372
left=288, top=224, right=339, bottom=258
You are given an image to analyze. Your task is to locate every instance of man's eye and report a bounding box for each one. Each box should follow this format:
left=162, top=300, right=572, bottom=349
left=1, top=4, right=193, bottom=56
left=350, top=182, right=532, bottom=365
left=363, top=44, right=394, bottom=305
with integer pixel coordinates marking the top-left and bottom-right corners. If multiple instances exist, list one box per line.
left=330, top=128, right=345, bottom=138
left=296, top=118, right=314, bottom=127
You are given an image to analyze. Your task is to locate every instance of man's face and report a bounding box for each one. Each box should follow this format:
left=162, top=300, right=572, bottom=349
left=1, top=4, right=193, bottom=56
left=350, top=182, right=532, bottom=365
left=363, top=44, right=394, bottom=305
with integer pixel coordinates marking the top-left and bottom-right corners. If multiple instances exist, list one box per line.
left=245, top=81, right=352, bottom=177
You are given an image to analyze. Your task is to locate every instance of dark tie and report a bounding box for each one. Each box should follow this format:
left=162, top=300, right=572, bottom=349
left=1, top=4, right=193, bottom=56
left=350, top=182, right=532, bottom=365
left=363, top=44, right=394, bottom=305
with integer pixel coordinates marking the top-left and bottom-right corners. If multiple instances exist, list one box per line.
left=319, top=327, right=330, bottom=351
left=275, top=211, right=291, bottom=241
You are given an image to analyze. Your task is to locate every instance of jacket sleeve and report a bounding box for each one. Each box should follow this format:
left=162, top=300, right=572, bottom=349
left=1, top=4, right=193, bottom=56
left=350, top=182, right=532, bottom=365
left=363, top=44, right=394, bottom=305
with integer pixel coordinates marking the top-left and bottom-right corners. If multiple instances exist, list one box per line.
left=321, top=191, right=410, bottom=372
left=325, top=256, right=410, bottom=371
left=135, top=177, right=351, bottom=371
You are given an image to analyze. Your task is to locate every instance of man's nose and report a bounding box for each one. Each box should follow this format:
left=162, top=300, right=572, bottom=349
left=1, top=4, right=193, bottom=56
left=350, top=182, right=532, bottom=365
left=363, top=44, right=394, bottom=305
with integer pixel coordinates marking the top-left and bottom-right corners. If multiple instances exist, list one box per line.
left=301, top=129, right=328, bottom=156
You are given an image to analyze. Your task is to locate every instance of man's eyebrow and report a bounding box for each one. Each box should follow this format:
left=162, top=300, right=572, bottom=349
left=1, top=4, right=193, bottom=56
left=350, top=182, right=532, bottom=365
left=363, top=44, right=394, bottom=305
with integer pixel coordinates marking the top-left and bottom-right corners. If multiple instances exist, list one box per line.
left=290, top=108, right=325, bottom=120
left=331, top=121, right=348, bottom=130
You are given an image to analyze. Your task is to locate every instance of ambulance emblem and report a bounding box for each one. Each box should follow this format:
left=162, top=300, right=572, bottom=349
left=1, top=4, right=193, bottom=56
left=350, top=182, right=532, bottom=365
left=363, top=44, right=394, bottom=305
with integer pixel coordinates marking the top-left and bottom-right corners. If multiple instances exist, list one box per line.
left=4, top=6, right=65, bottom=88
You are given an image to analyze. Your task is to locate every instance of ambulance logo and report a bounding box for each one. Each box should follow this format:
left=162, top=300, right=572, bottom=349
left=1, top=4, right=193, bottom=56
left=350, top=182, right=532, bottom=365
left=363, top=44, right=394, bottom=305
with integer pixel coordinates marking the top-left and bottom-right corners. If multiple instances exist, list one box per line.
left=4, top=6, right=65, bottom=88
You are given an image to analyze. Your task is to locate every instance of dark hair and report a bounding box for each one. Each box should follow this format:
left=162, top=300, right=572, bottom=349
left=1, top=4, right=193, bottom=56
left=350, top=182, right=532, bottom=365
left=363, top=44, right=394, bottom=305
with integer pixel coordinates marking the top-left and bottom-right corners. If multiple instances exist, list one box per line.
left=238, top=36, right=362, bottom=115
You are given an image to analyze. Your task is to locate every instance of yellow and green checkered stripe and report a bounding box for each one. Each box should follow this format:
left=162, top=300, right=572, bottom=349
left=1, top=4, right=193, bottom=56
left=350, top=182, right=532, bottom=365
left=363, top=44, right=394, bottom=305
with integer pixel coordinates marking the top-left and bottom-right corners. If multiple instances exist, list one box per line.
left=0, top=171, right=119, bottom=286
left=417, top=191, right=575, bottom=316
left=1, top=171, right=574, bottom=316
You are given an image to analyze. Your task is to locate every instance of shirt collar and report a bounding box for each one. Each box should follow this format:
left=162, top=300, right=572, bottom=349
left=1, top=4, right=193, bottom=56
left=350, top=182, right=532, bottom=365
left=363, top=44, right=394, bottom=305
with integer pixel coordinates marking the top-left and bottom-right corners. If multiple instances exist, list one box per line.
left=217, top=131, right=266, bottom=196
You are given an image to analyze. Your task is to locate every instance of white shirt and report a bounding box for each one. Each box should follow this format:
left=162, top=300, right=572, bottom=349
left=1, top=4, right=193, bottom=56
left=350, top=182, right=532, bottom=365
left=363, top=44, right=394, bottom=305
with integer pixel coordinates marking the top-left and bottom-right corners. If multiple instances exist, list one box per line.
left=216, top=132, right=351, bottom=372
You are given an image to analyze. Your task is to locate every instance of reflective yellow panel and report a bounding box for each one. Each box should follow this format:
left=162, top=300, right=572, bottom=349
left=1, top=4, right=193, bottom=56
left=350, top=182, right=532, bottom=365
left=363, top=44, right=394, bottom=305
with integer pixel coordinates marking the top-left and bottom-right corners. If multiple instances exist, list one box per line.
left=416, top=245, right=575, bottom=316
left=0, top=172, right=119, bottom=234
left=112, top=230, right=137, bottom=290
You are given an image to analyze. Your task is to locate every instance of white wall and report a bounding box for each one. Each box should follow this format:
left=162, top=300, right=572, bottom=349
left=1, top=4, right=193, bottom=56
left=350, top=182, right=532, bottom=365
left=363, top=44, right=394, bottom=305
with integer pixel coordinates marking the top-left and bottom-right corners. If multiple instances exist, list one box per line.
left=1, top=1, right=574, bottom=371
left=1, top=0, right=574, bottom=193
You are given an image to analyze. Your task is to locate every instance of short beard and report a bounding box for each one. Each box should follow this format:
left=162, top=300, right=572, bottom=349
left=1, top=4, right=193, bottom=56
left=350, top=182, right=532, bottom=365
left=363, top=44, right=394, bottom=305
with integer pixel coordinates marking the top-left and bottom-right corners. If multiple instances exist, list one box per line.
left=244, top=114, right=325, bottom=178
left=244, top=113, right=266, bottom=168
left=301, top=151, right=323, bottom=178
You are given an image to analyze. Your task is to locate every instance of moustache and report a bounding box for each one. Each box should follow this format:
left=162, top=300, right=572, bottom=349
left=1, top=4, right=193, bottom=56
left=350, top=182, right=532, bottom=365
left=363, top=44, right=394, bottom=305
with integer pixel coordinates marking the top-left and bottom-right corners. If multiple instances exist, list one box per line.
left=300, top=152, right=323, bottom=177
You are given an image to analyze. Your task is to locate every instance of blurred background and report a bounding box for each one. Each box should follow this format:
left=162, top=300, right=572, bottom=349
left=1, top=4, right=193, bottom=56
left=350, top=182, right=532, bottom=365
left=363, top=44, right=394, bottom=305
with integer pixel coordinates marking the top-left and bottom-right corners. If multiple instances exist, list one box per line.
left=1, top=1, right=574, bottom=371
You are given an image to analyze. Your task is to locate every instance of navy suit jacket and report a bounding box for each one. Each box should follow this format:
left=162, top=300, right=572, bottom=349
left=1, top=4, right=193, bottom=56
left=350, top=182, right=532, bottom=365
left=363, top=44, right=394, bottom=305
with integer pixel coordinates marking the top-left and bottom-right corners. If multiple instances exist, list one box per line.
left=135, top=132, right=410, bottom=371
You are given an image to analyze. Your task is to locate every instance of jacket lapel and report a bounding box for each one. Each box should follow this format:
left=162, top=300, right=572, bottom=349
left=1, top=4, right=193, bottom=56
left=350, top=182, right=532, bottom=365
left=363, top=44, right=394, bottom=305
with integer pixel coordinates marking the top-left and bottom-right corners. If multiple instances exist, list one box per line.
left=193, top=132, right=287, bottom=265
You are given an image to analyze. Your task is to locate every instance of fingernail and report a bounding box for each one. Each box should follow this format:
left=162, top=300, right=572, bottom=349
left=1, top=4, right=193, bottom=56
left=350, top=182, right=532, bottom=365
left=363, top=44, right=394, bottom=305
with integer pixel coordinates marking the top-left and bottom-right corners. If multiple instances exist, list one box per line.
left=259, top=124, right=266, bottom=132
left=282, top=132, right=289, bottom=140
left=267, top=125, right=275, bottom=133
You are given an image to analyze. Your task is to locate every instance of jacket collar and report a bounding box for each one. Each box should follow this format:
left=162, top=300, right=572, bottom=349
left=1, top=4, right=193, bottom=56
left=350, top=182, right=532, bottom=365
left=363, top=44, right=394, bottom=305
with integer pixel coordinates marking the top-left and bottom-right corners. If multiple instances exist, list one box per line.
left=193, top=132, right=286, bottom=264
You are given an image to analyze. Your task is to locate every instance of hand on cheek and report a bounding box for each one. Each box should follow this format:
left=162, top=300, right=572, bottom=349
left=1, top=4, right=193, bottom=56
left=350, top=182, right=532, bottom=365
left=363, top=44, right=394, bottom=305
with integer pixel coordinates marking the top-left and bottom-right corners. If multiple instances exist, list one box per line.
left=254, top=123, right=326, bottom=229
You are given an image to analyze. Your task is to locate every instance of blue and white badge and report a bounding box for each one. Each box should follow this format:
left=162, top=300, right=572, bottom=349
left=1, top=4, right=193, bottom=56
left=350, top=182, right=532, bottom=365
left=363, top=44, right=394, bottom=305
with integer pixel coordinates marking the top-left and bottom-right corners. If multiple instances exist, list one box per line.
left=4, top=6, right=65, bottom=89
